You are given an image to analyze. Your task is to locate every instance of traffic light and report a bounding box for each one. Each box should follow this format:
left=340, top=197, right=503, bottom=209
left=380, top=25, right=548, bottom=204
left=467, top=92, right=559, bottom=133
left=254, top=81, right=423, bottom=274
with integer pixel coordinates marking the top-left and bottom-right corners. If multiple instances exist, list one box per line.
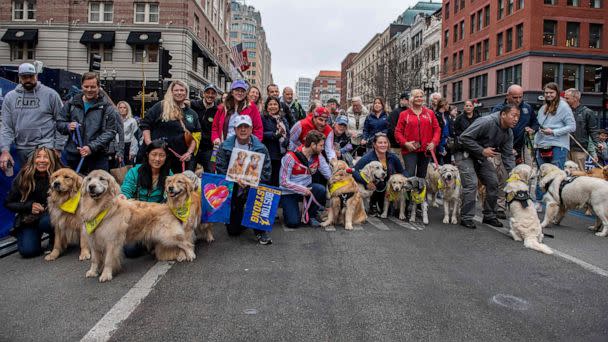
left=159, top=49, right=173, bottom=79
left=595, top=66, right=608, bottom=94
left=89, top=53, right=102, bottom=72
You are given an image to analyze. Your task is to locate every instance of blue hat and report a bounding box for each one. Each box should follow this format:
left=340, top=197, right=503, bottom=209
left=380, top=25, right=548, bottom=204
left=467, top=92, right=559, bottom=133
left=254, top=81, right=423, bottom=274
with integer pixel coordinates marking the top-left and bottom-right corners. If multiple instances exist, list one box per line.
left=230, top=80, right=249, bottom=91
left=335, top=115, right=348, bottom=125
left=204, top=83, right=217, bottom=92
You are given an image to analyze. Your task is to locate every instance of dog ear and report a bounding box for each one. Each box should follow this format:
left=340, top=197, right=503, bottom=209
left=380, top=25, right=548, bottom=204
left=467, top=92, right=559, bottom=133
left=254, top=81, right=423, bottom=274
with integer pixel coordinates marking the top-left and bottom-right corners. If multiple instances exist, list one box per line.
left=109, top=176, right=121, bottom=198
left=417, top=178, right=426, bottom=191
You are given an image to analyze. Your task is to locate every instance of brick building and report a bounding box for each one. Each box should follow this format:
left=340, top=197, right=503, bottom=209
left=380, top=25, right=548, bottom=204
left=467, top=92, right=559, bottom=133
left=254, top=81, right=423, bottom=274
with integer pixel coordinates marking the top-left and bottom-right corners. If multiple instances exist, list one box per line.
left=340, top=52, right=357, bottom=109
left=440, top=0, right=608, bottom=112
left=0, top=0, right=234, bottom=115
left=310, top=70, right=341, bottom=105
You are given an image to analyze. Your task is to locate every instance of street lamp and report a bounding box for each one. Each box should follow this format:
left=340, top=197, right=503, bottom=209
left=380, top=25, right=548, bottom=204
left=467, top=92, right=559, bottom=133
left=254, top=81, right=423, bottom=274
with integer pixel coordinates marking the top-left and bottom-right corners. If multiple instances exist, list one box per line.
left=422, top=74, right=435, bottom=106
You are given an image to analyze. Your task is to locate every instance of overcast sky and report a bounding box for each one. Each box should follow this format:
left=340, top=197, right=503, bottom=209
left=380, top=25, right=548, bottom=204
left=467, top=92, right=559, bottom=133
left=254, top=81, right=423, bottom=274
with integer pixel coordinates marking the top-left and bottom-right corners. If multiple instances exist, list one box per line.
left=247, top=0, right=424, bottom=89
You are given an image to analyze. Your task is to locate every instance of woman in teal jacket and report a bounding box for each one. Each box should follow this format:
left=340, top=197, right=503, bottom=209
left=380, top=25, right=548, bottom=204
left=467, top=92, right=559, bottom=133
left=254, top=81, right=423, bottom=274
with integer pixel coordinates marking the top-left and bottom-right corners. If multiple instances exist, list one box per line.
left=120, top=139, right=172, bottom=257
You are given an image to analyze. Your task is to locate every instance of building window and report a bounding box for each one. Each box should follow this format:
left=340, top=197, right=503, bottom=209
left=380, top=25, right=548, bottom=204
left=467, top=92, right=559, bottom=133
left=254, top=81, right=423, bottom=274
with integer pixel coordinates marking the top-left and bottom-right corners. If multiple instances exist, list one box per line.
left=516, top=24, right=524, bottom=49
left=476, top=42, right=482, bottom=63
left=89, top=2, right=113, bottom=23
left=563, top=64, right=580, bottom=90
left=518, top=0, right=524, bottom=9
left=584, top=65, right=601, bottom=92
left=134, top=3, right=159, bottom=24
left=460, top=0, right=465, bottom=10
left=444, top=30, right=449, bottom=48
left=469, top=45, right=475, bottom=65
left=542, top=62, right=559, bottom=87
left=470, top=14, right=476, bottom=34
left=459, top=21, right=465, bottom=40
left=454, top=0, right=459, bottom=13
left=194, top=15, right=200, bottom=37
left=469, top=74, right=488, bottom=98
left=477, top=10, right=483, bottom=31
left=484, top=5, right=490, bottom=27
left=133, top=45, right=158, bottom=63
left=497, top=32, right=504, bottom=56
left=12, top=0, right=36, bottom=21
left=89, top=43, right=113, bottom=62
left=452, top=81, right=463, bottom=102
left=453, top=24, right=458, bottom=42
left=589, top=24, right=602, bottom=48
left=498, top=0, right=504, bottom=19
left=458, top=50, right=463, bottom=69
left=243, top=41, right=256, bottom=49
left=10, top=42, right=35, bottom=60
left=506, top=28, right=513, bottom=52
left=567, top=0, right=579, bottom=5
left=445, top=2, right=450, bottom=19
left=566, top=22, right=580, bottom=47
left=496, top=64, right=522, bottom=94
left=590, top=0, right=602, bottom=8
left=452, top=52, right=457, bottom=71
left=543, top=20, right=557, bottom=46
left=443, top=57, right=449, bottom=73
left=544, top=0, right=556, bottom=4
left=483, top=39, right=489, bottom=60
left=248, top=51, right=256, bottom=59
left=508, top=0, right=514, bottom=14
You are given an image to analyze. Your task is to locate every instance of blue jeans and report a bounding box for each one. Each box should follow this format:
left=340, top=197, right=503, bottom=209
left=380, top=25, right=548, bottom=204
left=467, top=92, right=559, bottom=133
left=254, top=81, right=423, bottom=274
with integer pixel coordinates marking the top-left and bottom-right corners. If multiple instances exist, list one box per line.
left=16, top=213, right=53, bottom=258
left=535, top=146, right=568, bottom=201
left=280, top=183, right=326, bottom=228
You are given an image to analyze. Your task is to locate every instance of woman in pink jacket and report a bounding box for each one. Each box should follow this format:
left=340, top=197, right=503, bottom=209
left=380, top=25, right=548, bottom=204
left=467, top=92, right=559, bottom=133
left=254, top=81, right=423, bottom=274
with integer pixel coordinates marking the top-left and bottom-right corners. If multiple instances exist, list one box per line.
left=212, top=80, right=263, bottom=144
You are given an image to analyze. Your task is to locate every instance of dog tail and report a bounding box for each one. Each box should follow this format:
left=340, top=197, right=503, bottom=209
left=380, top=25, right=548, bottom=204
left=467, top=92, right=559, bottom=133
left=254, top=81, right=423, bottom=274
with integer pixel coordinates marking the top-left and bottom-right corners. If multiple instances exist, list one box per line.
left=524, top=237, right=553, bottom=255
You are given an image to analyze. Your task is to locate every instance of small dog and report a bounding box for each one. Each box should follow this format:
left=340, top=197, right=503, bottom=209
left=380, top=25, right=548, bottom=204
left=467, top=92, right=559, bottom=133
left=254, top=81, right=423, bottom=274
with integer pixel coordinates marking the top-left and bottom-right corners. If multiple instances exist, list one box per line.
left=504, top=164, right=553, bottom=254
left=321, top=160, right=367, bottom=230
left=357, top=161, right=387, bottom=211
left=227, top=151, right=247, bottom=178
left=244, top=154, right=261, bottom=180
left=45, top=168, right=91, bottom=261
left=380, top=174, right=411, bottom=220
left=425, top=164, right=441, bottom=207
left=408, top=177, right=429, bottom=225
left=437, top=164, right=462, bottom=225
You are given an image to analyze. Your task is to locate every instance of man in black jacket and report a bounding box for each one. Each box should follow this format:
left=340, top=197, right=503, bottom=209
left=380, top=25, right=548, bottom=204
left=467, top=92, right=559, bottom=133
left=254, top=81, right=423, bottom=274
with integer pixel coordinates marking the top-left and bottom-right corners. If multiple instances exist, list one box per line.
left=564, top=88, right=601, bottom=170
left=388, top=92, right=409, bottom=164
left=191, top=83, right=219, bottom=172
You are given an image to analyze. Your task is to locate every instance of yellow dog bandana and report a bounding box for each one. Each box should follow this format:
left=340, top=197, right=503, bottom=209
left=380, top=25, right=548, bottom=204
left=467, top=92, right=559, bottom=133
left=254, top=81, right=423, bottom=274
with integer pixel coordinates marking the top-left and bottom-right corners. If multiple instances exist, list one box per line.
left=506, top=174, right=521, bottom=183
left=411, top=186, right=427, bottom=205
left=359, top=171, right=372, bottom=184
left=170, top=195, right=192, bottom=223
left=329, top=180, right=351, bottom=195
left=85, top=209, right=109, bottom=235
left=59, top=191, right=81, bottom=214
left=438, top=179, right=461, bottom=190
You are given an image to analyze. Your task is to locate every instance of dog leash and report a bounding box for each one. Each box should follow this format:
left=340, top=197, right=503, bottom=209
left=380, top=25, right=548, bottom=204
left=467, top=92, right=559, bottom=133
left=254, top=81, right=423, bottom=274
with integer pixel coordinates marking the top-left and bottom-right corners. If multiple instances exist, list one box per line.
left=168, top=147, right=186, bottom=173
left=568, top=133, right=603, bottom=169
left=301, top=193, right=322, bottom=224
left=429, top=149, right=439, bottom=170
left=71, top=123, right=85, bottom=173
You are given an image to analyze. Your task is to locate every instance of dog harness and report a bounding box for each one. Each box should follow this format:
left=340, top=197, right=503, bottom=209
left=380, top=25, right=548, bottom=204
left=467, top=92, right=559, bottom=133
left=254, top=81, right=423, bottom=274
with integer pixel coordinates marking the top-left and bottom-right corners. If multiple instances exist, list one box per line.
left=329, top=179, right=356, bottom=206
left=506, top=190, right=531, bottom=208
left=85, top=208, right=109, bottom=235
left=170, top=195, right=192, bottom=223
left=60, top=191, right=81, bottom=214
left=410, top=186, right=427, bottom=205
left=544, top=176, right=578, bottom=202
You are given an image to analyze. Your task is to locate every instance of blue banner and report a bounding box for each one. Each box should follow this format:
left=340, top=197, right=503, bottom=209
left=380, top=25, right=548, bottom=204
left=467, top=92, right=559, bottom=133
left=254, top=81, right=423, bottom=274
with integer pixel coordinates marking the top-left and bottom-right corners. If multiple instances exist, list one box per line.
left=241, top=185, right=281, bottom=231
left=0, top=145, right=22, bottom=238
left=201, top=173, right=234, bottom=224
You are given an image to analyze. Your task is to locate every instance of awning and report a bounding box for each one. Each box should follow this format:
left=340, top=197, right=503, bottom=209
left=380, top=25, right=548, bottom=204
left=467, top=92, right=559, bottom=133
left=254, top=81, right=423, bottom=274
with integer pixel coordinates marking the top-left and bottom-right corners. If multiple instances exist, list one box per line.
left=1, top=29, right=38, bottom=44
left=126, top=31, right=161, bottom=45
left=192, top=41, right=204, bottom=56
left=192, top=41, right=217, bottom=67
left=79, top=31, right=115, bottom=46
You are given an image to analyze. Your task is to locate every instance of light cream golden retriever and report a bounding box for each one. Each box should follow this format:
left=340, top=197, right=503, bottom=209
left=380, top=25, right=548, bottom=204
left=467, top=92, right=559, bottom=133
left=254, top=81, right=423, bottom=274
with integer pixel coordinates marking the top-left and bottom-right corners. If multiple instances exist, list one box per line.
left=82, top=170, right=195, bottom=282
left=538, top=163, right=608, bottom=237
left=45, top=168, right=91, bottom=261
left=321, top=160, right=367, bottom=230
left=438, top=164, right=462, bottom=225
left=357, top=161, right=387, bottom=211
left=380, top=174, right=411, bottom=220
left=504, top=164, right=553, bottom=254
left=425, top=164, right=441, bottom=207
left=244, top=153, right=261, bottom=180
left=227, top=150, right=247, bottom=178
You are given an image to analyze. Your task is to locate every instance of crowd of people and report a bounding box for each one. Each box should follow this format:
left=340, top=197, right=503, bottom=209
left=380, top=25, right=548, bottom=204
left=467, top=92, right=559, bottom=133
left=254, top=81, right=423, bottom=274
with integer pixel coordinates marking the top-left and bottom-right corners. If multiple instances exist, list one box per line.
left=1, top=62, right=604, bottom=257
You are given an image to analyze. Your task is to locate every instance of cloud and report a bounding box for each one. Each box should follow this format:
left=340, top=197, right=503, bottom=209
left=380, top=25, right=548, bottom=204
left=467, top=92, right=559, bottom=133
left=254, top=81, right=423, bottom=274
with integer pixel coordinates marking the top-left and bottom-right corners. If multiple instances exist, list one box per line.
left=245, top=0, right=421, bottom=89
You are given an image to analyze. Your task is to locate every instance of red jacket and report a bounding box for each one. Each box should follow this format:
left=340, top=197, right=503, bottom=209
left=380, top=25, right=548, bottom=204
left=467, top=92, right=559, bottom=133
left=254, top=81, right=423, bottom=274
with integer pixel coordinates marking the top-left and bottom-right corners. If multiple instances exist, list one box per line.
left=211, top=101, right=263, bottom=142
left=298, top=115, right=332, bottom=143
left=394, top=107, right=441, bottom=155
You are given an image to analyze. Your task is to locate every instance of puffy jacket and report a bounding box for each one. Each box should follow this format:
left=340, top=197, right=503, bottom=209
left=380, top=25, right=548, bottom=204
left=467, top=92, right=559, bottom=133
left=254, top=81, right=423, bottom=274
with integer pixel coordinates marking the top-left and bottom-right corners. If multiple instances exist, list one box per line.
left=283, top=99, right=306, bottom=122
left=262, top=113, right=290, bottom=161
left=394, top=107, right=441, bottom=155
left=353, top=150, right=404, bottom=186
left=362, top=111, right=389, bottom=142
left=346, top=106, right=369, bottom=145
left=570, top=105, right=599, bottom=153
left=211, top=102, right=263, bottom=142
left=56, top=92, right=118, bottom=156
left=215, top=135, right=271, bottom=184
left=388, top=105, right=408, bottom=147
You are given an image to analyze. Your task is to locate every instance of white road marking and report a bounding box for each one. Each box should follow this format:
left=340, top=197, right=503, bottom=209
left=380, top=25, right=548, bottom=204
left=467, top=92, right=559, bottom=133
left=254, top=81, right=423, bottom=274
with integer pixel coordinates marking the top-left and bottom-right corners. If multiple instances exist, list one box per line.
left=474, top=218, right=608, bottom=279
left=353, top=225, right=364, bottom=231
left=80, top=261, right=174, bottom=342
left=387, top=217, right=419, bottom=231
left=282, top=225, right=297, bottom=232
left=324, top=226, right=336, bottom=232
left=367, top=216, right=390, bottom=230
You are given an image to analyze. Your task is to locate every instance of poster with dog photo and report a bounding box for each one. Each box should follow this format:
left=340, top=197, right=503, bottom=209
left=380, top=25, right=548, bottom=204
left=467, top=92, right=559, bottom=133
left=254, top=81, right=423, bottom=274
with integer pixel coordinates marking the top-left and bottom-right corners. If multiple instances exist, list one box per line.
left=226, top=148, right=265, bottom=187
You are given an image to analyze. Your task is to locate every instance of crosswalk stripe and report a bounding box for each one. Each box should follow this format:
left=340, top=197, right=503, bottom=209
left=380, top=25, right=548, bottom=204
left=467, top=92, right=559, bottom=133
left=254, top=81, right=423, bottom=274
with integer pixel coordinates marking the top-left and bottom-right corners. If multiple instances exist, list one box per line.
left=367, top=216, right=390, bottom=230
left=324, top=226, right=336, bottom=232
left=353, top=225, right=364, bottom=231
left=387, top=217, right=419, bottom=230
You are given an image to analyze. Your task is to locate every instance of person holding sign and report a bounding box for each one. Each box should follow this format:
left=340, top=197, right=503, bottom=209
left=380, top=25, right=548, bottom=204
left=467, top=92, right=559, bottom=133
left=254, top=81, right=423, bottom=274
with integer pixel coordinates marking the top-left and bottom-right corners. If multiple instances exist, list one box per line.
left=279, top=130, right=329, bottom=228
left=216, top=115, right=272, bottom=245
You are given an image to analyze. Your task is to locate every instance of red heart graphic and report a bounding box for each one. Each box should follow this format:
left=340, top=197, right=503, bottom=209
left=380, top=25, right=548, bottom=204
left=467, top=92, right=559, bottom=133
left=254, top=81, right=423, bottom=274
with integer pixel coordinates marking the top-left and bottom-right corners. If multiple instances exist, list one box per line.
left=204, top=184, right=229, bottom=209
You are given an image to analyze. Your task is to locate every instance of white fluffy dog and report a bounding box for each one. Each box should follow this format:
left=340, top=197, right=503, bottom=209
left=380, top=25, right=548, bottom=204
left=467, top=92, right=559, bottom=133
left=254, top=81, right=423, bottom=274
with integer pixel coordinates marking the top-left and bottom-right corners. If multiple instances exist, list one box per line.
left=380, top=174, right=412, bottom=220
left=437, top=164, right=462, bottom=225
left=357, top=161, right=387, bottom=211
left=504, top=164, right=553, bottom=254
left=563, top=160, right=580, bottom=175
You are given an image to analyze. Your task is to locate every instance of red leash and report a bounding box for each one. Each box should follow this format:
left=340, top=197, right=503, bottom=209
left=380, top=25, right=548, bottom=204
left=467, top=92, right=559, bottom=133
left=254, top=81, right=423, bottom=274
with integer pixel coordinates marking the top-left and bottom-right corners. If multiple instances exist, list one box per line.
left=168, top=147, right=186, bottom=173
left=429, top=149, right=439, bottom=170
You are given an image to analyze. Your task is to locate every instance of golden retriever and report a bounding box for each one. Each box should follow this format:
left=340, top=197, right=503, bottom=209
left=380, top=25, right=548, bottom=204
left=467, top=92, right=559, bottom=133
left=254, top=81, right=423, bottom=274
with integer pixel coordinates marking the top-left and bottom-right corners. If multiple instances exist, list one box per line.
left=357, top=161, right=387, bottom=211
left=380, top=174, right=411, bottom=220
left=45, top=168, right=91, bottom=261
left=437, top=164, right=462, bottom=225
left=155, top=174, right=213, bottom=261
left=425, top=164, right=441, bottom=207
left=408, top=177, right=429, bottom=225
left=321, top=160, right=367, bottom=230
left=82, top=170, right=195, bottom=282
left=227, top=150, right=247, bottom=178
left=244, top=153, right=261, bottom=180
left=504, top=164, right=553, bottom=254
left=565, top=160, right=608, bottom=181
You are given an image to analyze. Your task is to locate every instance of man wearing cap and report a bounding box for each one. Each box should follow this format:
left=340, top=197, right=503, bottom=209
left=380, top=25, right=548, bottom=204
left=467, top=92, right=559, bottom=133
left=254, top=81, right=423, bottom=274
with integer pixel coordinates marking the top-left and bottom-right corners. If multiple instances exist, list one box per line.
left=281, top=86, right=306, bottom=122
left=333, top=115, right=354, bottom=165
left=289, top=106, right=337, bottom=163
left=326, top=98, right=341, bottom=125
left=1, top=62, right=65, bottom=170
left=215, top=114, right=272, bottom=244
left=191, top=83, right=219, bottom=172
left=388, top=92, right=409, bottom=164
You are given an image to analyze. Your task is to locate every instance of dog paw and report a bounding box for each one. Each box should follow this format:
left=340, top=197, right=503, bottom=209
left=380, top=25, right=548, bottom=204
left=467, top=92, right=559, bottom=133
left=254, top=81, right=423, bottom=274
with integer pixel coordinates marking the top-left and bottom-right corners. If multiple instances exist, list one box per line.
left=398, top=214, right=406, bottom=220
left=442, top=217, right=450, bottom=224
left=345, top=224, right=354, bottom=230
left=450, top=217, right=458, bottom=225
left=85, top=270, right=99, bottom=278
left=204, top=234, right=215, bottom=243
left=185, top=250, right=196, bottom=262
left=409, top=217, right=416, bottom=223
left=380, top=213, right=388, bottom=219
left=423, top=218, right=429, bottom=225
left=320, top=220, right=331, bottom=228
left=432, top=202, right=439, bottom=208
left=44, top=251, right=60, bottom=261
left=99, top=272, right=113, bottom=283
left=595, top=231, right=608, bottom=237
left=79, top=251, right=91, bottom=261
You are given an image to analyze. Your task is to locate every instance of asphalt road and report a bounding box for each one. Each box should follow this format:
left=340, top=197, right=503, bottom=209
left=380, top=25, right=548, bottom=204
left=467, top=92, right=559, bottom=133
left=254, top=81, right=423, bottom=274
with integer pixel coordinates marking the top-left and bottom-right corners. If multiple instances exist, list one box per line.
left=1, top=208, right=607, bottom=342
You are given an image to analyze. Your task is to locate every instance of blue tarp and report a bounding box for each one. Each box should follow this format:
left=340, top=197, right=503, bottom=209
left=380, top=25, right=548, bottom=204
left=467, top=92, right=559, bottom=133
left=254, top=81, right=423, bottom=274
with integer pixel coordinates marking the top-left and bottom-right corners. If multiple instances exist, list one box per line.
left=0, top=146, right=21, bottom=238
left=0, top=77, right=18, bottom=109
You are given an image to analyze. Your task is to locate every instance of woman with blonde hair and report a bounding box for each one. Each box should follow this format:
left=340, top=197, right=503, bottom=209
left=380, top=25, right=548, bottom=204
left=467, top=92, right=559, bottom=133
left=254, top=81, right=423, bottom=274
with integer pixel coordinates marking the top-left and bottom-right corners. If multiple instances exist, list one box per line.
left=140, top=80, right=201, bottom=173
left=4, top=147, right=62, bottom=257
left=116, top=101, right=139, bottom=164
left=247, top=85, right=263, bottom=113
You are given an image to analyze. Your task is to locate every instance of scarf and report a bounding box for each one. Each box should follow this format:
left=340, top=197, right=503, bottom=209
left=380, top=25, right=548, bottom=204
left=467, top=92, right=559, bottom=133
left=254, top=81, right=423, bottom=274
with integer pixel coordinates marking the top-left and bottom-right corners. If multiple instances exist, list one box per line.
left=60, top=191, right=81, bottom=214
left=170, top=196, right=192, bottom=223
left=85, top=209, right=109, bottom=235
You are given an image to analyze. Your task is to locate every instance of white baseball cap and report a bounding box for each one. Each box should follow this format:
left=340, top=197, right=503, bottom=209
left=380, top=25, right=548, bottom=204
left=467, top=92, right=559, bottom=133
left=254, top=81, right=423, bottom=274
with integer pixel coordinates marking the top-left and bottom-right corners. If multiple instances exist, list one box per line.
left=18, top=63, right=37, bottom=76
left=234, top=115, right=252, bottom=128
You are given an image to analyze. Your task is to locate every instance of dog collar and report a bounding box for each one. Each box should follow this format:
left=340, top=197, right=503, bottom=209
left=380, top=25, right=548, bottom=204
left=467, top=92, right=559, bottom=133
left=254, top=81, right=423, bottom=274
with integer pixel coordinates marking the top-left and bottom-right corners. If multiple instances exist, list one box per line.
left=410, top=186, right=427, bottom=204
left=85, top=208, right=109, bottom=235
left=60, top=191, right=81, bottom=214
left=506, top=174, right=521, bottom=183
left=170, top=195, right=192, bottom=223
left=329, top=180, right=351, bottom=195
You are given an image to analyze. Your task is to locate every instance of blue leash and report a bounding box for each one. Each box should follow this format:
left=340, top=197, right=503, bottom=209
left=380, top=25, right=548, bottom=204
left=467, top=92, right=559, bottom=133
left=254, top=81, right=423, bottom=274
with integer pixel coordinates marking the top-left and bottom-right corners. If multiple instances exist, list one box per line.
left=71, top=123, right=85, bottom=173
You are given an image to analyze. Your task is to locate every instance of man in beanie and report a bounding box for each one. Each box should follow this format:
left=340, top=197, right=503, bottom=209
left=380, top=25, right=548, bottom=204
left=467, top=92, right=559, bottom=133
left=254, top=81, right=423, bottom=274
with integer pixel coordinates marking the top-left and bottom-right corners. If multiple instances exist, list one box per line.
left=289, top=106, right=336, bottom=162
left=388, top=91, right=409, bottom=164
left=1, top=63, right=64, bottom=171
left=326, top=98, right=341, bottom=125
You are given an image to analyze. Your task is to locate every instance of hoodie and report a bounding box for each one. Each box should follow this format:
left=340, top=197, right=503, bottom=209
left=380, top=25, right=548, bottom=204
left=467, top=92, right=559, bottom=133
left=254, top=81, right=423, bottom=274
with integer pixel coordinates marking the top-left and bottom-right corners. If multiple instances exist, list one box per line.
left=0, top=82, right=65, bottom=152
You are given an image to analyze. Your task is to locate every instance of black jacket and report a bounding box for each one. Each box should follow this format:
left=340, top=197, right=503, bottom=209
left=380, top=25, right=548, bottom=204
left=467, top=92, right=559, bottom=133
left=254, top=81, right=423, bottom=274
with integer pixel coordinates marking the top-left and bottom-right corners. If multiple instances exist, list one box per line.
left=388, top=106, right=407, bottom=147
left=262, top=114, right=290, bottom=161
left=280, top=102, right=296, bottom=129
left=454, top=112, right=481, bottom=152
left=190, top=100, right=218, bottom=149
left=57, top=93, right=118, bottom=156
left=460, top=113, right=515, bottom=173
left=570, top=105, right=599, bottom=152
left=4, top=172, right=50, bottom=232
left=140, top=101, right=201, bottom=155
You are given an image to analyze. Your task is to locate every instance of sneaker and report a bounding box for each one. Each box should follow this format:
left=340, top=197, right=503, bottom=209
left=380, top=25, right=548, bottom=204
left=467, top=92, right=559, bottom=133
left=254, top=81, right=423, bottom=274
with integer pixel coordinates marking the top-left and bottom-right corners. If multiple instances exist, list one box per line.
left=309, top=218, right=322, bottom=227
left=482, top=218, right=504, bottom=228
left=496, top=211, right=507, bottom=220
left=460, top=220, right=477, bottom=229
left=256, top=233, right=272, bottom=245
left=535, top=202, right=543, bottom=212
